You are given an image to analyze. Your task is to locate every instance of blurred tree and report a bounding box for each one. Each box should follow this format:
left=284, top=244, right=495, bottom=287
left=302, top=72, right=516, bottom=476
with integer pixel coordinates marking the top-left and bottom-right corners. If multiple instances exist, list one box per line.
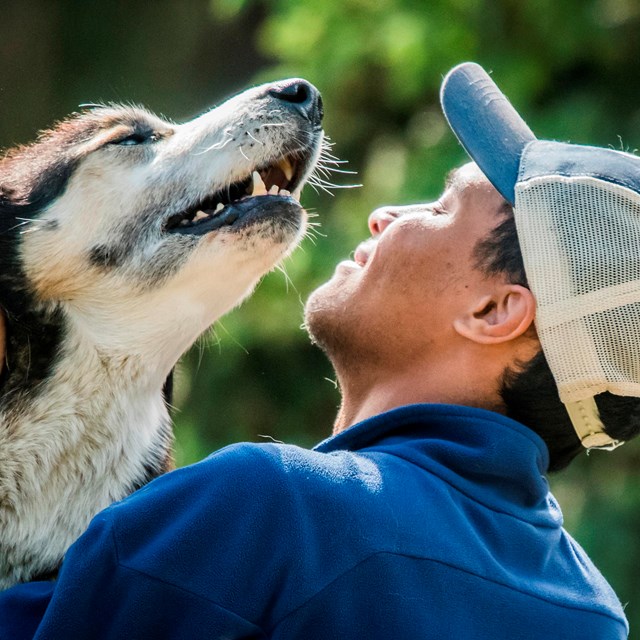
left=2, top=0, right=640, bottom=631
left=0, top=0, right=270, bottom=144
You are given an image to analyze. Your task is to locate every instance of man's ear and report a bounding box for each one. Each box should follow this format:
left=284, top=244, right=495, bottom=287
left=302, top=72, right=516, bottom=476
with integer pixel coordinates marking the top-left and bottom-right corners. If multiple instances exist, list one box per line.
left=0, top=308, right=5, bottom=375
left=453, top=284, right=536, bottom=345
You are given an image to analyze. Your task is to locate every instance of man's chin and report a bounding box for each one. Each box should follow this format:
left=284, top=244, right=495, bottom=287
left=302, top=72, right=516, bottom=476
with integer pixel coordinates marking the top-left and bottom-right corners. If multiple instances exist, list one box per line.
left=303, top=282, right=347, bottom=355
left=304, top=268, right=371, bottom=365
left=303, top=286, right=328, bottom=348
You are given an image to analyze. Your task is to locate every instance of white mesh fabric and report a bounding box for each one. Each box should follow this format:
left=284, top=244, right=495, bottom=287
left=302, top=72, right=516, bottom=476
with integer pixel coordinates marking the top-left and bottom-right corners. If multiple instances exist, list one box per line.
left=514, top=175, right=640, bottom=404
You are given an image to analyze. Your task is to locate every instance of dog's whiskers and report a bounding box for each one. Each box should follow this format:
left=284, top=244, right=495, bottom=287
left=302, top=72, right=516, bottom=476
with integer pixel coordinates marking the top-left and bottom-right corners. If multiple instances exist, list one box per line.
left=194, top=135, right=235, bottom=155
left=303, top=138, right=362, bottom=196
left=202, top=326, right=223, bottom=358
left=5, top=218, right=38, bottom=234
left=318, top=165, right=358, bottom=176
left=215, top=320, right=249, bottom=355
left=19, top=226, right=43, bottom=235
left=308, top=174, right=362, bottom=191
left=305, top=222, right=326, bottom=241
left=275, top=263, right=297, bottom=294
left=246, top=131, right=263, bottom=146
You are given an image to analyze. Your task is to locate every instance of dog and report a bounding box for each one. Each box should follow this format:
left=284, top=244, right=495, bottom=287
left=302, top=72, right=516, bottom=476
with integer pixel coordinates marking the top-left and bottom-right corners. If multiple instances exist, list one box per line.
left=0, top=79, right=324, bottom=588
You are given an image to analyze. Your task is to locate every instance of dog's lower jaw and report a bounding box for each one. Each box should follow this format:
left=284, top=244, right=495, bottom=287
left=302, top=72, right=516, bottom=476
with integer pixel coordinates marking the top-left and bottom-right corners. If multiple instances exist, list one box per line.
left=0, top=335, right=174, bottom=588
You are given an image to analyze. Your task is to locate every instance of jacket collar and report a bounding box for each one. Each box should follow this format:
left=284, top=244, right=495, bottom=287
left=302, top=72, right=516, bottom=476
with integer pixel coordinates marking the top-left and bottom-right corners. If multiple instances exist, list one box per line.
left=315, top=404, right=561, bottom=526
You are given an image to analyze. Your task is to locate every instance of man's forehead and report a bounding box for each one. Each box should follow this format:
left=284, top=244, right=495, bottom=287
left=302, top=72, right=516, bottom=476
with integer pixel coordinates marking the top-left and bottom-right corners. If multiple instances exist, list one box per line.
left=444, top=162, right=485, bottom=191
left=444, top=163, right=511, bottom=217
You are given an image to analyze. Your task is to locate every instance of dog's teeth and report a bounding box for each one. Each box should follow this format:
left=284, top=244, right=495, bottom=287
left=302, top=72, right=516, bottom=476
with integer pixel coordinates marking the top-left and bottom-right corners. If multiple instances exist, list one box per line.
left=193, top=210, right=209, bottom=222
left=292, top=188, right=302, bottom=202
left=279, top=189, right=291, bottom=197
left=251, top=171, right=268, bottom=196
left=268, top=184, right=279, bottom=195
left=278, top=158, right=294, bottom=181
left=215, top=202, right=225, bottom=213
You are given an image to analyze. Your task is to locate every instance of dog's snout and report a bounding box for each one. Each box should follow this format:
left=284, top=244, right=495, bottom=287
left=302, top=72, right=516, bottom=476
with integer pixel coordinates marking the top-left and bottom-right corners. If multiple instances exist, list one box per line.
left=268, top=79, right=323, bottom=127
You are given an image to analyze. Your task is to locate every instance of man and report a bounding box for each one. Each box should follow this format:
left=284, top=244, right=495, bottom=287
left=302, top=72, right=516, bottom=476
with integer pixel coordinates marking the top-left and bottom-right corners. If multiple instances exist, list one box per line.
left=0, top=62, right=636, bottom=638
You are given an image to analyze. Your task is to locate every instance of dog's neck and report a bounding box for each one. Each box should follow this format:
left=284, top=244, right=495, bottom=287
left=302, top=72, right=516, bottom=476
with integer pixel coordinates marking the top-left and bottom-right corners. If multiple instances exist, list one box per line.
left=2, top=311, right=175, bottom=475
left=0, top=310, right=174, bottom=587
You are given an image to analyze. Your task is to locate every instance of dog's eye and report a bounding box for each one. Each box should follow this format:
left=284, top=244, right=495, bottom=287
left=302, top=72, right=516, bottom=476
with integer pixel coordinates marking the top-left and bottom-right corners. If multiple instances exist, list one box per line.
left=112, top=132, right=158, bottom=146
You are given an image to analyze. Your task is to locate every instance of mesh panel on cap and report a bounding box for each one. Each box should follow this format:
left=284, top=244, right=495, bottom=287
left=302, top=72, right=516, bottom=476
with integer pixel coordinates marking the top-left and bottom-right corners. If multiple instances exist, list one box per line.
left=514, top=175, right=640, bottom=404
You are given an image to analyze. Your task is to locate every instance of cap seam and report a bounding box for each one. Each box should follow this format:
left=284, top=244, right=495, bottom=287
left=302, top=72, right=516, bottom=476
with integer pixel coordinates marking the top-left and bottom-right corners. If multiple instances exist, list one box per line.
left=516, top=167, right=640, bottom=194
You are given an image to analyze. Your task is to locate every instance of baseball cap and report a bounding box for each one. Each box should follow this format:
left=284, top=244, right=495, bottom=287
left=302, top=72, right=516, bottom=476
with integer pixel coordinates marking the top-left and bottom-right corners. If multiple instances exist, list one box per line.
left=440, top=62, right=640, bottom=451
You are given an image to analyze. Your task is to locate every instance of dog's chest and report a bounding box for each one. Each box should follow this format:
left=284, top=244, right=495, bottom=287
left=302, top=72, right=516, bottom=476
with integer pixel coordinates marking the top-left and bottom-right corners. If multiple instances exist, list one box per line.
left=0, top=368, right=172, bottom=586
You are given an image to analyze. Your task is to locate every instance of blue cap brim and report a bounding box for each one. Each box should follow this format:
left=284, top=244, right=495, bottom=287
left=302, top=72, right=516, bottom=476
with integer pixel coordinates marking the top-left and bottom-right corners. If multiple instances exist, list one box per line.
left=440, top=62, right=536, bottom=205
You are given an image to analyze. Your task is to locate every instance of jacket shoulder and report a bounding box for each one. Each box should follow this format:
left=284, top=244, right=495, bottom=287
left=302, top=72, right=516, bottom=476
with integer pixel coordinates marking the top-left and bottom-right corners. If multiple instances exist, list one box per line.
left=106, top=442, right=386, bottom=629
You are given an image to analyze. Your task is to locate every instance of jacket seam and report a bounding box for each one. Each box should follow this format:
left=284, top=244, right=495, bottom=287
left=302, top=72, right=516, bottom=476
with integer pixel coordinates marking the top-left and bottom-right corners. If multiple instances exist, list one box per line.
left=110, top=522, right=267, bottom=636
left=270, top=550, right=628, bottom=633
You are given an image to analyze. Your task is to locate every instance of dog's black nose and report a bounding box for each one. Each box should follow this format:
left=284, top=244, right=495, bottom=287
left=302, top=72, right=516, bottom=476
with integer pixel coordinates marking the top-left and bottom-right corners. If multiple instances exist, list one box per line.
left=269, top=79, right=323, bottom=127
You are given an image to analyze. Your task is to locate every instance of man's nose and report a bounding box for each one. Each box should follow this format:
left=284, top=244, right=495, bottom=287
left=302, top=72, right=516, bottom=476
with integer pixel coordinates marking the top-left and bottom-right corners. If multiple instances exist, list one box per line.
left=268, top=79, right=324, bottom=128
left=368, top=207, right=401, bottom=236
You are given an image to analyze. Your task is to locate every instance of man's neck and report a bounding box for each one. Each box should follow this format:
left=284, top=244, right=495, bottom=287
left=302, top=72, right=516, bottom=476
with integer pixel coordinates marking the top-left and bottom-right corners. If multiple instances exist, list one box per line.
left=331, top=356, right=507, bottom=435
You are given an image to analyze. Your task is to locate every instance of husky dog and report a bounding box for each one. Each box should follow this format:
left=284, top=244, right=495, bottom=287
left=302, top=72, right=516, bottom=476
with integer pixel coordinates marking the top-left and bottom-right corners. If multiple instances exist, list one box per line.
left=0, top=79, right=324, bottom=587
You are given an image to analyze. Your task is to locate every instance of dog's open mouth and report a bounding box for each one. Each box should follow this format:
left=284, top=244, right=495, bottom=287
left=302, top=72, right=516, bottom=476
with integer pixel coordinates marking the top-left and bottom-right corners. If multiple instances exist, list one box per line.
left=164, top=154, right=306, bottom=235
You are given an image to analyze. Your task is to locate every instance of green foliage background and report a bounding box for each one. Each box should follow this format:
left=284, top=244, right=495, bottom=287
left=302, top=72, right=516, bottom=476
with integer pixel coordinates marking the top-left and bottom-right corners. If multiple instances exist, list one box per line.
left=2, top=0, right=640, bottom=630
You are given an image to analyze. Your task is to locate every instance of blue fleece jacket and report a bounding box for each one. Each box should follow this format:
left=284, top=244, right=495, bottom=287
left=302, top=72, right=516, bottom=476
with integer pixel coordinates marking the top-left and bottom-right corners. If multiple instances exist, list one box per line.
left=0, top=404, right=628, bottom=639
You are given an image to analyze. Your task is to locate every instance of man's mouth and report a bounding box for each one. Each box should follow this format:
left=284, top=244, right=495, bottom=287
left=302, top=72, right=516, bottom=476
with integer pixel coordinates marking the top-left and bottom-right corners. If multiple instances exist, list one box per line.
left=353, top=240, right=375, bottom=267
left=164, top=154, right=307, bottom=235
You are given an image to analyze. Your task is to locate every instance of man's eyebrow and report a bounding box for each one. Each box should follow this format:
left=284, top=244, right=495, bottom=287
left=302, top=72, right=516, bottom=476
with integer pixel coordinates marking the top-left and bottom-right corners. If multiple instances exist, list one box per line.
left=499, top=198, right=513, bottom=215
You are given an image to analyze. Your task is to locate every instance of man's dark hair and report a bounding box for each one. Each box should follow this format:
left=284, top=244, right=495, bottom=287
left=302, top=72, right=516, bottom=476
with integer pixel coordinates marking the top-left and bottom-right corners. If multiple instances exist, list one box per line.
left=475, top=208, right=640, bottom=471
